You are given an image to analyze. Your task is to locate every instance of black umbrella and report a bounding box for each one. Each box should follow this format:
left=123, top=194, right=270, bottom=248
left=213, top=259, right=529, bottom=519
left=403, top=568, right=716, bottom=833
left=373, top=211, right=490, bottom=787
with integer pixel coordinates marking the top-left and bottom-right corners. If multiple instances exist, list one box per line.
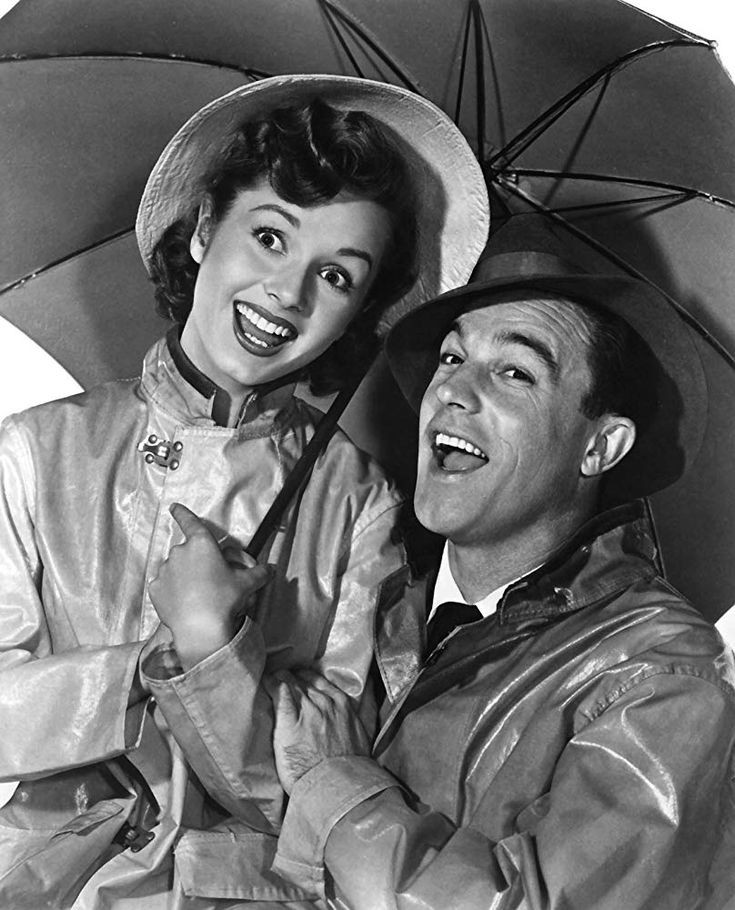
left=2, top=0, right=734, bottom=621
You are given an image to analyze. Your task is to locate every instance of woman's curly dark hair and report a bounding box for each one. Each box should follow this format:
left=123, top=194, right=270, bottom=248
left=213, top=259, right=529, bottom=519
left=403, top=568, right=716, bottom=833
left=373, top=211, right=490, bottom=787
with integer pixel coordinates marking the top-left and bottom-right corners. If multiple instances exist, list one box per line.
left=149, top=99, right=419, bottom=395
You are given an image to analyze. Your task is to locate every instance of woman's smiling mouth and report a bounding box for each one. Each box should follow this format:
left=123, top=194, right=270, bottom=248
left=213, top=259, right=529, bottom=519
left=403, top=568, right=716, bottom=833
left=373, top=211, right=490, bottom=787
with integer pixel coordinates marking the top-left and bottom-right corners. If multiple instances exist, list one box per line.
left=233, top=301, right=297, bottom=357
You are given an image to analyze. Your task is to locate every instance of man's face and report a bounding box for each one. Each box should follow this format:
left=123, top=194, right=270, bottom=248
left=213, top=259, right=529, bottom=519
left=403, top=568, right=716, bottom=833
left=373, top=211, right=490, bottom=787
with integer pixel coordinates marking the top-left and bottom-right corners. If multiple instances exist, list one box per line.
left=414, top=295, right=603, bottom=547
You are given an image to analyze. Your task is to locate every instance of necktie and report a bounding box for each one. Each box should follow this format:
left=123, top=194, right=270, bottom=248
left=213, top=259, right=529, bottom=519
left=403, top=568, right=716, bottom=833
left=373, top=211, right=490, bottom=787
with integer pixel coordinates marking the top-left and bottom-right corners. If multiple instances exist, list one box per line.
left=426, top=601, right=482, bottom=654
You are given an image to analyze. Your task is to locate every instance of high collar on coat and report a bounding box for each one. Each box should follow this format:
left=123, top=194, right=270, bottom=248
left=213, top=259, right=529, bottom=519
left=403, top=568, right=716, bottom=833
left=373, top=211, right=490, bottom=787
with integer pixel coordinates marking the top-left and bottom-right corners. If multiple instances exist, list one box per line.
left=138, top=328, right=299, bottom=432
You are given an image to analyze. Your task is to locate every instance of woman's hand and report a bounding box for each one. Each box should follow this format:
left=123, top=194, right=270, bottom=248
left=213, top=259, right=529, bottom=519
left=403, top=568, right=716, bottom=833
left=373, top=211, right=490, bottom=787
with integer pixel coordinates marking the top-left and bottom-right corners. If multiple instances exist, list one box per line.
left=266, top=669, right=371, bottom=794
left=148, top=502, right=271, bottom=670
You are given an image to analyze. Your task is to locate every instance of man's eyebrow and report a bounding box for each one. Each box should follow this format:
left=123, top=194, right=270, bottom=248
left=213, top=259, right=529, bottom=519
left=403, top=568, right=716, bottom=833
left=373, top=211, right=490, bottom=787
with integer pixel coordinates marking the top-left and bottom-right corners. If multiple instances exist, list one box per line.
left=498, top=330, right=560, bottom=379
left=251, top=203, right=300, bottom=227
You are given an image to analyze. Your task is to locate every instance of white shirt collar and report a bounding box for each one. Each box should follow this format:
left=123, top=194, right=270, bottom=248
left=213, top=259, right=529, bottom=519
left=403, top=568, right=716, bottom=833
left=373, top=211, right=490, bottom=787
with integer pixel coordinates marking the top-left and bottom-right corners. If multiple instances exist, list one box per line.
left=429, top=543, right=511, bottom=622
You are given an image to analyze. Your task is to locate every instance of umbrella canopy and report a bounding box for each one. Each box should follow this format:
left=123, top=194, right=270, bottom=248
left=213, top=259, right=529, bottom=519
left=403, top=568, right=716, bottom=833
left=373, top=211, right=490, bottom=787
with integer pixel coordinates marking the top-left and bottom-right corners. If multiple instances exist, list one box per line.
left=2, top=0, right=734, bottom=622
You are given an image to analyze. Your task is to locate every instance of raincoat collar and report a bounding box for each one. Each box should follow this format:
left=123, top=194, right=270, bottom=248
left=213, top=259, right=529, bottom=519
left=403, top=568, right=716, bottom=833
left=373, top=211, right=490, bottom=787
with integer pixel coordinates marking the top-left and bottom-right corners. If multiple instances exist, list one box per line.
left=376, top=500, right=660, bottom=724
left=497, top=500, right=658, bottom=625
left=140, top=329, right=299, bottom=432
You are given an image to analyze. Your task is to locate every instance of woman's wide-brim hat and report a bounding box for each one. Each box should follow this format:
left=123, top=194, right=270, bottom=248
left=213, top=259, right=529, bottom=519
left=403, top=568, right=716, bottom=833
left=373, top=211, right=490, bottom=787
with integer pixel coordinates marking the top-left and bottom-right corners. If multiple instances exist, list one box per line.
left=135, top=73, right=489, bottom=322
left=386, top=216, right=707, bottom=503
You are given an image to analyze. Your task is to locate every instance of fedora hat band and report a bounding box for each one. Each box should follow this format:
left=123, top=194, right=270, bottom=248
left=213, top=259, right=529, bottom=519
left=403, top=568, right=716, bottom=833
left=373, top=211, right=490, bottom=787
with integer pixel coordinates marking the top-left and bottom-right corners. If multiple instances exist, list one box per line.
left=470, top=250, right=582, bottom=285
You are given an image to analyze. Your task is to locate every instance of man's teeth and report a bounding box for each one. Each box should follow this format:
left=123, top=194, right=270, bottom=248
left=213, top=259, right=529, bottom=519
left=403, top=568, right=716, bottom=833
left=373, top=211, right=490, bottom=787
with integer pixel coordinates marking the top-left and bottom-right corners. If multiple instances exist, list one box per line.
left=236, top=303, right=293, bottom=339
left=435, top=431, right=488, bottom=460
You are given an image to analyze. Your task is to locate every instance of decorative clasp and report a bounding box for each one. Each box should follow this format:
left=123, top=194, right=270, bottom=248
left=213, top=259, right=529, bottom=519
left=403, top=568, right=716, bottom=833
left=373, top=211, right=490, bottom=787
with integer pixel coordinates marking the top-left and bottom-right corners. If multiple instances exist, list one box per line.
left=137, top=434, right=183, bottom=470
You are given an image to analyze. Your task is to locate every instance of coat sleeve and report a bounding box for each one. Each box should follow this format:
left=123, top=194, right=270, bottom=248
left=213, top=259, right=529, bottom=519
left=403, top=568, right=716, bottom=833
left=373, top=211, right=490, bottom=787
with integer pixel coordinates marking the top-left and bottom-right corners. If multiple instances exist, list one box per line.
left=141, top=496, right=404, bottom=833
left=272, top=671, right=735, bottom=909
left=0, top=419, right=149, bottom=780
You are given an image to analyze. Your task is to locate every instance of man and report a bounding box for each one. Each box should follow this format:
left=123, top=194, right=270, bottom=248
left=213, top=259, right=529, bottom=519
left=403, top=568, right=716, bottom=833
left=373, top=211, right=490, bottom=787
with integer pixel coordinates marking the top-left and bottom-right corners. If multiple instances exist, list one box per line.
left=264, top=220, right=735, bottom=909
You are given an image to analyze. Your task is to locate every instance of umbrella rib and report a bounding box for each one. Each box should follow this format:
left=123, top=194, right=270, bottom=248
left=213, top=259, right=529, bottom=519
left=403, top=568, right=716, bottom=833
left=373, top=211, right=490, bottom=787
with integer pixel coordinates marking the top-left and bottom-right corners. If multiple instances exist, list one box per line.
left=518, top=192, right=692, bottom=218
left=0, top=226, right=135, bottom=298
left=318, top=0, right=422, bottom=93
left=318, top=0, right=366, bottom=79
left=542, top=73, right=612, bottom=209
left=508, top=168, right=735, bottom=211
left=454, top=4, right=472, bottom=125
left=0, top=51, right=272, bottom=79
left=471, top=0, right=487, bottom=161
left=500, top=181, right=735, bottom=370
left=455, top=2, right=507, bottom=159
left=487, top=38, right=714, bottom=170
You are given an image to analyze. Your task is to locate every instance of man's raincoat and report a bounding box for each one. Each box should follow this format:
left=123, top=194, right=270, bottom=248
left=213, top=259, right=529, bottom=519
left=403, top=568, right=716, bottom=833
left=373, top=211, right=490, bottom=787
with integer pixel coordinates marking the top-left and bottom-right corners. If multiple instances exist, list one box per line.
left=0, top=332, right=403, bottom=908
left=272, top=503, right=735, bottom=909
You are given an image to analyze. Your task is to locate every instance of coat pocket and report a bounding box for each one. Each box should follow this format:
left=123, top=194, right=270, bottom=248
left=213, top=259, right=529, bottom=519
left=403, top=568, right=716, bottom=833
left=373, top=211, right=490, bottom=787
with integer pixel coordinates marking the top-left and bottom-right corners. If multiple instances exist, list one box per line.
left=175, top=826, right=319, bottom=903
left=0, top=797, right=130, bottom=910
left=0, top=758, right=159, bottom=910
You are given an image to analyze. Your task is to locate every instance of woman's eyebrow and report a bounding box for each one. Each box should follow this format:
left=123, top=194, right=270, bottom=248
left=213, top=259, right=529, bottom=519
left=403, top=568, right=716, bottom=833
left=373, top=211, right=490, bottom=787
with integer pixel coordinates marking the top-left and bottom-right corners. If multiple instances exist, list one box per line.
left=250, top=203, right=300, bottom=227
left=338, top=247, right=373, bottom=268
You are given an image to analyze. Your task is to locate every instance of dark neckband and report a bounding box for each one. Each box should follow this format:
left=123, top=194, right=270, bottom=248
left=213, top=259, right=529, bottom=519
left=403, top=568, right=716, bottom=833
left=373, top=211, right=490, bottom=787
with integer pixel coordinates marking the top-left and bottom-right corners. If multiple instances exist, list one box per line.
left=166, top=324, right=304, bottom=426
left=166, top=325, right=218, bottom=399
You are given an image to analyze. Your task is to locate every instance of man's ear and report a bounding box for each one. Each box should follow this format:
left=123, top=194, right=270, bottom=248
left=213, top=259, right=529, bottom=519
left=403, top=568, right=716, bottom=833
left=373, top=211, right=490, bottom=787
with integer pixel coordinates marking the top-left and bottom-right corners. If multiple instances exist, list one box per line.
left=581, top=415, right=636, bottom=478
left=189, top=196, right=215, bottom=264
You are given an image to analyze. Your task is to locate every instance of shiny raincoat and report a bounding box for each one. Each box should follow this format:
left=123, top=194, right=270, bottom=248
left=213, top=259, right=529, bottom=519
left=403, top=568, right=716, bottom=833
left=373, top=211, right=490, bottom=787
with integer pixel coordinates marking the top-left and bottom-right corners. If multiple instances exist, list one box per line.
left=0, top=332, right=404, bottom=909
left=271, top=502, right=735, bottom=909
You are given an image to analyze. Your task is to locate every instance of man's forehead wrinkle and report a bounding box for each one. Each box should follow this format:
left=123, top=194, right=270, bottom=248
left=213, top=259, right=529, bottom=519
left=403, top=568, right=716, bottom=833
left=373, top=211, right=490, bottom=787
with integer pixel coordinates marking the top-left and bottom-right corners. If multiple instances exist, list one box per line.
left=456, top=298, right=594, bottom=369
left=496, top=329, right=560, bottom=379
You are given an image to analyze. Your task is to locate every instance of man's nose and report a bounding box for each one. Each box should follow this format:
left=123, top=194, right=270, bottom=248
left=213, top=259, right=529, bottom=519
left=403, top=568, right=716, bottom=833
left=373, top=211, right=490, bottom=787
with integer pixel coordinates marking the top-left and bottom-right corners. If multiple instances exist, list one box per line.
left=264, top=264, right=308, bottom=313
left=434, top=367, right=481, bottom=411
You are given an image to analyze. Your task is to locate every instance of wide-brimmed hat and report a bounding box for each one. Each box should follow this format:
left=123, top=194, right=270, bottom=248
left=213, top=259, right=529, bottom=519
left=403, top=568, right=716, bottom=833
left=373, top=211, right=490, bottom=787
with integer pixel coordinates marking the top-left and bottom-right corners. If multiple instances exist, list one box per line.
left=386, top=216, right=707, bottom=503
left=135, top=73, right=489, bottom=321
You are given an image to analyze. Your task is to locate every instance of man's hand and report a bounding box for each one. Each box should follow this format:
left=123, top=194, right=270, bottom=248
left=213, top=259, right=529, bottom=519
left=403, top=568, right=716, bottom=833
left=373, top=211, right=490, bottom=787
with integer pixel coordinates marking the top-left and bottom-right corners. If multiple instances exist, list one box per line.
left=266, top=670, right=371, bottom=794
left=148, top=503, right=271, bottom=670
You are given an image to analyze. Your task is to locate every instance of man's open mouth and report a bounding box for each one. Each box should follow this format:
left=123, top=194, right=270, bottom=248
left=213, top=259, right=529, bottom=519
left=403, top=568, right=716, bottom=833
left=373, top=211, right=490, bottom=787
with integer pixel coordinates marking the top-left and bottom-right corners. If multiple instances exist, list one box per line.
left=233, top=301, right=297, bottom=356
left=432, top=431, right=489, bottom=472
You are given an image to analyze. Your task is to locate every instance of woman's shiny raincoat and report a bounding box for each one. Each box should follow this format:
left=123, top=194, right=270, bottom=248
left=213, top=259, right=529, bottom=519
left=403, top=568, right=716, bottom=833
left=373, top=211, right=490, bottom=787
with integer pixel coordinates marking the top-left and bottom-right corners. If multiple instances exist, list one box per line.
left=0, top=333, right=404, bottom=908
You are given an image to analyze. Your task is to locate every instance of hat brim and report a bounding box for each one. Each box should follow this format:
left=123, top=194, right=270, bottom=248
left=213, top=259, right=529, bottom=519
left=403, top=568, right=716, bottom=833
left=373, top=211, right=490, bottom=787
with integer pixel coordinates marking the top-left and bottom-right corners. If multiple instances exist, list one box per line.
left=386, top=270, right=707, bottom=502
left=135, top=74, right=489, bottom=323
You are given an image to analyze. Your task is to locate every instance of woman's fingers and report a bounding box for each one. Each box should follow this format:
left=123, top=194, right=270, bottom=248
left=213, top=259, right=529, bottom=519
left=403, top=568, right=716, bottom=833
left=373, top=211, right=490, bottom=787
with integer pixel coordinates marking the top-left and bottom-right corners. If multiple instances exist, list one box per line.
left=221, top=545, right=258, bottom=569
left=169, top=502, right=213, bottom=539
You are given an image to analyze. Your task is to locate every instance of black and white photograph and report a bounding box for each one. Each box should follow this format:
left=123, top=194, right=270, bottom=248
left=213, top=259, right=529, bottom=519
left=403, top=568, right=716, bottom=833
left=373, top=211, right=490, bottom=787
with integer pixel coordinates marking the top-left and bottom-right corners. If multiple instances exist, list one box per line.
left=0, top=1, right=734, bottom=907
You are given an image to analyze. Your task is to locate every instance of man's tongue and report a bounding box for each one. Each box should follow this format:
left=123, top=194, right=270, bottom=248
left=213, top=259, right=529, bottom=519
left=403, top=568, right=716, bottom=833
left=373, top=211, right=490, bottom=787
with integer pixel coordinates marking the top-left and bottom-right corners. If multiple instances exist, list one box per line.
left=442, top=449, right=486, bottom=472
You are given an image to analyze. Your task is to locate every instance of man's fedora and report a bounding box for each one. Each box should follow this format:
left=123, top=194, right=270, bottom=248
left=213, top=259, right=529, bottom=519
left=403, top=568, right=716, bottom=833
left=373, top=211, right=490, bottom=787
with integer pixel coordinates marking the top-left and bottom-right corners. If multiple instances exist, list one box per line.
left=386, top=216, right=707, bottom=504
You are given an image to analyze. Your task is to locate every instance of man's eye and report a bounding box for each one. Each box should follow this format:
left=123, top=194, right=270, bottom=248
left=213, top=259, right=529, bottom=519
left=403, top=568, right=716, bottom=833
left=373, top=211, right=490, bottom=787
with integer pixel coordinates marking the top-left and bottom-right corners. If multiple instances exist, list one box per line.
left=439, top=351, right=463, bottom=366
left=319, top=267, right=352, bottom=293
left=502, top=366, right=534, bottom=384
left=254, top=228, right=285, bottom=253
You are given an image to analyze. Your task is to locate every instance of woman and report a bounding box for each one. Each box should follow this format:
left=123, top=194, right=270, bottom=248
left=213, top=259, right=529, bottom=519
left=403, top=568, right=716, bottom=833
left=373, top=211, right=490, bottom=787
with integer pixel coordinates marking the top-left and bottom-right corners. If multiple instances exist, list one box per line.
left=0, top=74, right=488, bottom=908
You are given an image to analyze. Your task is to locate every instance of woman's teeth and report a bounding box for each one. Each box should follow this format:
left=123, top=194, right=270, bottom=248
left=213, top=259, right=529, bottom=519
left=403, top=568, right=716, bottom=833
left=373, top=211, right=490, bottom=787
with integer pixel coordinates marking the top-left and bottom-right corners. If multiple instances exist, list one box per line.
left=236, top=303, right=294, bottom=340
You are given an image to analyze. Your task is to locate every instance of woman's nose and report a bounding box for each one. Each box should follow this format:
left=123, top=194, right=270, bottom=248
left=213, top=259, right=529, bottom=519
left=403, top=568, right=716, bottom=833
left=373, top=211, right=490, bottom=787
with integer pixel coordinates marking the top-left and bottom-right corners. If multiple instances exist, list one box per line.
left=264, top=264, right=308, bottom=313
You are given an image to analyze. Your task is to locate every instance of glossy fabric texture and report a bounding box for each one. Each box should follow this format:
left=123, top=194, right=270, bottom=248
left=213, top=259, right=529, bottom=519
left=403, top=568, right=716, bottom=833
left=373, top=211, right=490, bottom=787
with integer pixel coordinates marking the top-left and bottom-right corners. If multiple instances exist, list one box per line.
left=0, top=335, right=403, bottom=908
left=274, top=505, right=735, bottom=909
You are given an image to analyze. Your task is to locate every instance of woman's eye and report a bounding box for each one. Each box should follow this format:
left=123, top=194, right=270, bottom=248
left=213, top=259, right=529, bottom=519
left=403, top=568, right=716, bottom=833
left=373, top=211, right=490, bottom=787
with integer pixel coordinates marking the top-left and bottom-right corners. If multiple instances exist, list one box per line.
left=254, top=228, right=285, bottom=254
left=439, top=351, right=463, bottom=366
left=320, top=267, right=352, bottom=293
